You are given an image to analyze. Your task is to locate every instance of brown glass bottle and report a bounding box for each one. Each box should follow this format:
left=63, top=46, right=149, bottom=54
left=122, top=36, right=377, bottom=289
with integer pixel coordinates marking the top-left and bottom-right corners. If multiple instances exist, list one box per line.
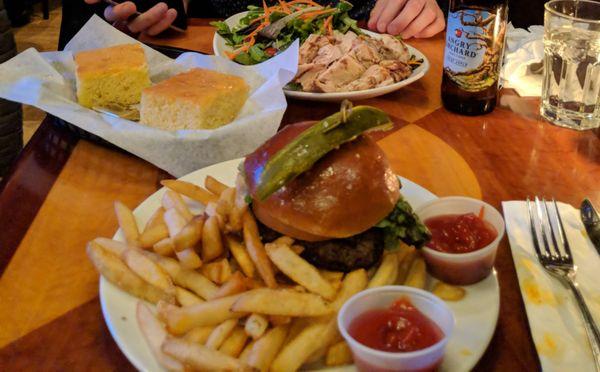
left=441, top=0, right=509, bottom=115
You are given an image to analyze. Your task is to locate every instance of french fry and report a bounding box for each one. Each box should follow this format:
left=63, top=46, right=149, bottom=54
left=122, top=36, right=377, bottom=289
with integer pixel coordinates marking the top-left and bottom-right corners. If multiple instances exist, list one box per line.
left=231, top=288, right=333, bottom=316
left=229, top=175, right=250, bottom=232
left=290, top=244, right=304, bottom=255
left=175, top=248, right=203, bottom=270
left=175, top=287, right=204, bottom=306
left=270, top=318, right=332, bottom=372
left=219, top=327, right=249, bottom=357
left=163, top=189, right=193, bottom=222
left=201, top=258, right=232, bottom=285
left=271, top=269, right=368, bottom=372
left=432, top=282, right=466, bottom=301
left=173, top=215, right=205, bottom=252
left=139, top=223, right=169, bottom=249
left=226, top=235, right=255, bottom=278
left=212, top=271, right=248, bottom=299
left=114, top=201, right=140, bottom=246
left=244, top=313, right=268, bottom=339
left=184, top=325, right=214, bottom=345
left=122, top=248, right=175, bottom=295
left=243, top=211, right=277, bottom=288
left=204, top=201, right=227, bottom=230
left=205, top=175, right=228, bottom=196
left=161, top=337, right=248, bottom=371
left=136, top=302, right=184, bottom=371
left=396, top=246, right=417, bottom=284
left=161, top=179, right=218, bottom=205
left=325, top=341, right=353, bottom=366
left=161, top=293, right=246, bottom=334
left=272, top=236, right=294, bottom=246
left=404, top=256, right=427, bottom=289
left=217, top=187, right=235, bottom=218
left=205, top=319, right=238, bottom=349
left=368, top=251, right=399, bottom=288
left=93, top=237, right=128, bottom=256
left=142, top=251, right=218, bottom=299
left=269, top=315, right=292, bottom=326
left=265, top=242, right=336, bottom=300
left=87, top=242, right=167, bottom=304
left=319, top=270, right=344, bottom=282
left=143, top=207, right=166, bottom=233
left=246, top=325, right=289, bottom=372
left=202, top=215, right=224, bottom=261
left=153, top=237, right=175, bottom=256
left=239, top=339, right=256, bottom=363
left=163, top=208, right=187, bottom=237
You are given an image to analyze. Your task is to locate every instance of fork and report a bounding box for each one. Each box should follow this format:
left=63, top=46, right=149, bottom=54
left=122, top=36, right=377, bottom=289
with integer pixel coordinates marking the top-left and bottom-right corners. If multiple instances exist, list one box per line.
left=527, top=197, right=600, bottom=370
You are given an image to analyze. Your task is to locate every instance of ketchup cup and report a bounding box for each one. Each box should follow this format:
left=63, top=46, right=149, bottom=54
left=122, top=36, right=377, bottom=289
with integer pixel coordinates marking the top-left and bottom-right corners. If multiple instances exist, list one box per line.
left=338, top=286, right=454, bottom=372
left=415, top=196, right=505, bottom=285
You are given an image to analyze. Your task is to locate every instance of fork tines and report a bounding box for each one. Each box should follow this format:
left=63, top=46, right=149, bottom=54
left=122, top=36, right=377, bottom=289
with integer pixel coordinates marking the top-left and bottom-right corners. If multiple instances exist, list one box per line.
left=527, top=196, right=573, bottom=265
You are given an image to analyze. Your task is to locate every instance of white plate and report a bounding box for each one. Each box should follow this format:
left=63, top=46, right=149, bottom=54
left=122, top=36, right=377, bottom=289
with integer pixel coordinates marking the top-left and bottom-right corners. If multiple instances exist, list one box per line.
left=100, top=158, right=499, bottom=372
left=212, top=12, right=430, bottom=102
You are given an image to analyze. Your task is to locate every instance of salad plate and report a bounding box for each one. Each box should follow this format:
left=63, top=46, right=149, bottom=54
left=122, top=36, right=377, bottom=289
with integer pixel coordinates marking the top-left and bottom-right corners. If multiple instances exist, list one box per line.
left=100, top=158, right=499, bottom=372
left=212, top=9, right=429, bottom=102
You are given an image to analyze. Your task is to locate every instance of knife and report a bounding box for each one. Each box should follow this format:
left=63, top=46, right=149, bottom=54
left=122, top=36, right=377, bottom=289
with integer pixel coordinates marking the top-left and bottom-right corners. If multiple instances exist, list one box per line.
left=580, top=199, right=600, bottom=255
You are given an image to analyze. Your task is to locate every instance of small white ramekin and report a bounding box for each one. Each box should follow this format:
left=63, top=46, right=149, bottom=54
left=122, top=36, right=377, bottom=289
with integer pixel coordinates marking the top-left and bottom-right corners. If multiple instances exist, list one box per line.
left=415, top=196, right=505, bottom=285
left=338, top=286, right=454, bottom=372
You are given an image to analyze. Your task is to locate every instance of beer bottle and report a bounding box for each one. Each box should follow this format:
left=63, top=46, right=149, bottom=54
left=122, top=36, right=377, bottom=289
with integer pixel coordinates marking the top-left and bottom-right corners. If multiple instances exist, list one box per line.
left=441, top=0, right=509, bottom=115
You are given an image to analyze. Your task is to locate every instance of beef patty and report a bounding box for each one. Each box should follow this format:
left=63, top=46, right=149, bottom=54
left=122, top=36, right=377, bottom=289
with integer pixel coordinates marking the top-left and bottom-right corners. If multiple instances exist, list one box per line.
left=258, top=222, right=384, bottom=273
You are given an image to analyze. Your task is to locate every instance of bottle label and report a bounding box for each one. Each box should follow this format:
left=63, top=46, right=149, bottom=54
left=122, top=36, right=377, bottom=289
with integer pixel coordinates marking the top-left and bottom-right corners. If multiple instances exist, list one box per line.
left=443, top=9, right=504, bottom=92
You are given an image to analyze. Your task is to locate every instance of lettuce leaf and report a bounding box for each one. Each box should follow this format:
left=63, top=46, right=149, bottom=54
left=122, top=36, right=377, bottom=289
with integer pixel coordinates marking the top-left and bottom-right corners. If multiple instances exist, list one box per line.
left=376, top=195, right=431, bottom=250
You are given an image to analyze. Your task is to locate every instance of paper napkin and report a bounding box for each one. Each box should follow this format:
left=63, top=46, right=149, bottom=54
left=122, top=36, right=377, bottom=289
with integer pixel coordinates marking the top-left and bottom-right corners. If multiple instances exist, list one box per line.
left=0, top=15, right=299, bottom=177
left=502, top=201, right=600, bottom=372
left=501, top=23, right=545, bottom=97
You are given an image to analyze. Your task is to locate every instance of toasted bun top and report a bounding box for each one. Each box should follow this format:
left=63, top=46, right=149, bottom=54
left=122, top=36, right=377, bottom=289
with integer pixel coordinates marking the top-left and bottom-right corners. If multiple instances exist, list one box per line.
left=244, top=121, right=400, bottom=241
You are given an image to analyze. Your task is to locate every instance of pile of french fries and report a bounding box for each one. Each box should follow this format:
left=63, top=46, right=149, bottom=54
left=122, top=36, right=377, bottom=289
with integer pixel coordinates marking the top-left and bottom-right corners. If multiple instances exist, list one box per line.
left=87, top=175, right=465, bottom=371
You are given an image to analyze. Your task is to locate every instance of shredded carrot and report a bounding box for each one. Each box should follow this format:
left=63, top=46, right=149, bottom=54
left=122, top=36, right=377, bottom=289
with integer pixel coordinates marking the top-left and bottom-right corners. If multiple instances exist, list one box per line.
left=325, top=15, right=333, bottom=35
left=278, top=0, right=291, bottom=13
left=299, top=8, right=336, bottom=20
left=288, top=0, right=321, bottom=6
left=478, top=206, right=485, bottom=219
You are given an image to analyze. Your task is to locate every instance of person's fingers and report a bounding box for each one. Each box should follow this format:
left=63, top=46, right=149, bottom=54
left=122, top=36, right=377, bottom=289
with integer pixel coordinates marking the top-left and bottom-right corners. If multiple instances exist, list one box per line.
left=104, top=2, right=137, bottom=22
left=368, top=0, right=389, bottom=31
left=376, top=0, right=408, bottom=34
left=145, top=8, right=177, bottom=36
left=386, top=0, right=426, bottom=36
left=127, top=2, right=168, bottom=34
left=414, top=6, right=445, bottom=38
left=398, top=2, right=436, bottom=39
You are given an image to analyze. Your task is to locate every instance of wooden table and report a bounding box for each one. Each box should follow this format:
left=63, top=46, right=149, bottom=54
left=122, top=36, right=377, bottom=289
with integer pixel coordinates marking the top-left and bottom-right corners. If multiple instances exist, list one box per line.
left=1, top=19, right=599, bottom=371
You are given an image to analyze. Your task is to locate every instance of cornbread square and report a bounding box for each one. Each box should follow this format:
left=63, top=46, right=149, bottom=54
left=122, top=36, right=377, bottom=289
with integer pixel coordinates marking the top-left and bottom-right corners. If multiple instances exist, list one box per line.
left=140, top=68, right=250, bottom=130
left=74, top=44, right=151, bottom=108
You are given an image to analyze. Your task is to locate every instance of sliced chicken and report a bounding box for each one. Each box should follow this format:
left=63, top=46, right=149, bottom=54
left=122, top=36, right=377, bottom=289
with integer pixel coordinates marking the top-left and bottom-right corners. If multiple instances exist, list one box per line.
left=296, top=63, right=328, bottom=91
left=299, top=34, right=330, bottom=65
left=377, top=34, right=410, bottom=63
left=351, top=42, right=381, bottom=68
left=343, top=65, right=394, bottom=91
left=315, top=54, right=366, bottom=92
left=380, top=60, right=412, bottom=82
left=337, top=31, right=358, bottom=54
left=312, top=44, right=343, bottom=66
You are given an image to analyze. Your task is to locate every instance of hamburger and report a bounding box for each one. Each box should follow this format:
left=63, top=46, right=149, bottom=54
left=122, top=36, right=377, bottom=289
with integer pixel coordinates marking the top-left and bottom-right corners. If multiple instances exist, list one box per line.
left=243, top=106, right=429, bottom=272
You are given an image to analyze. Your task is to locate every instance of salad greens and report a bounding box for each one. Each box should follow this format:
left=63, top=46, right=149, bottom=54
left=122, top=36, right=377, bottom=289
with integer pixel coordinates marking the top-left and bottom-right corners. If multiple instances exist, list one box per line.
left=376, top=195, right=431, bottom=250
left=211, top=0, right=362, bottom=65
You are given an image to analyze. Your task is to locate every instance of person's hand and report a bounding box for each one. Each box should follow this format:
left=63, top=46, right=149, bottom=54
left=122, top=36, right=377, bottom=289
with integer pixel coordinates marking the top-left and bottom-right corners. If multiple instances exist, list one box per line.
left=368, top=0, right=445, bottom=39
left=84, top=0, right=177, bottom=36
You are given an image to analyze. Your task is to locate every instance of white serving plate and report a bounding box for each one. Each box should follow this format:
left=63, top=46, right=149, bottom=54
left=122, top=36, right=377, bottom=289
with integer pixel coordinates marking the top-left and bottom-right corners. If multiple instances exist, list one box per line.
left=99, top=158, right=500, bottom=372
left=212, top=12, right=430, bottom=102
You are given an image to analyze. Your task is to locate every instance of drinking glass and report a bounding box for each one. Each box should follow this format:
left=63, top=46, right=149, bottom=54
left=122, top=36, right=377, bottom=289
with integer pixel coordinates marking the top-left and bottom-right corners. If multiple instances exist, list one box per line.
left=541, top=0, right=600, bottom=130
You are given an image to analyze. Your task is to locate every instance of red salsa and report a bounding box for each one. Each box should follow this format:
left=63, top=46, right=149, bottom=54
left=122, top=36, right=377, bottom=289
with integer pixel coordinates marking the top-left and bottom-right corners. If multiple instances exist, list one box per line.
left=425, top=213, right=497, bottom=254
left=348, top=297, right=443, bottom=353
